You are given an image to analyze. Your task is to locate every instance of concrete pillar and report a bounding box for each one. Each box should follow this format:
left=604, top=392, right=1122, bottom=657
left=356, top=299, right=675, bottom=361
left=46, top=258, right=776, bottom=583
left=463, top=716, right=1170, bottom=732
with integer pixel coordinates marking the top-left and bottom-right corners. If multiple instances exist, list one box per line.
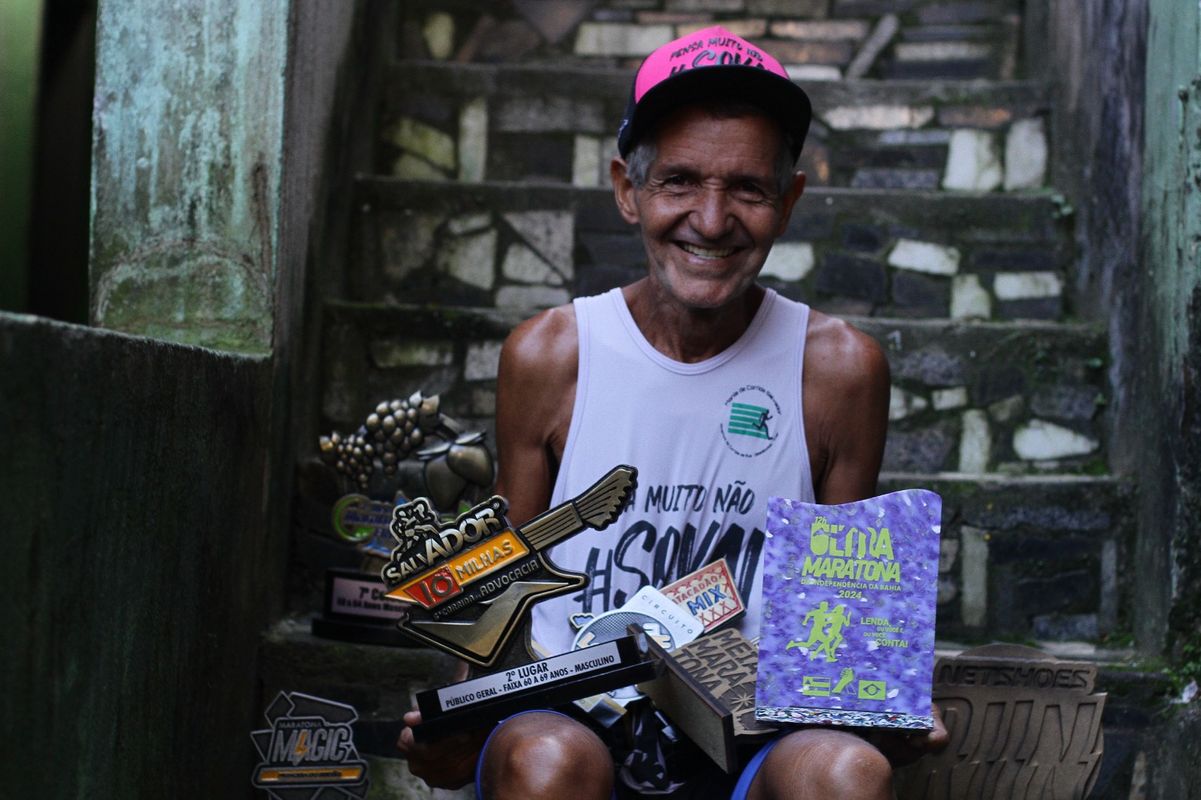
left=90, top=0, right=290, bottom=354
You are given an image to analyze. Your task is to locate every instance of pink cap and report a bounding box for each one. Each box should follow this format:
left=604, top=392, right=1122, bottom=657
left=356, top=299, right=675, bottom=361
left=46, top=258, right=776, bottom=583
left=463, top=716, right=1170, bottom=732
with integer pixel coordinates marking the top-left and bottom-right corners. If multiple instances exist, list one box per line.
left=618, top=25, right=811, bottom=159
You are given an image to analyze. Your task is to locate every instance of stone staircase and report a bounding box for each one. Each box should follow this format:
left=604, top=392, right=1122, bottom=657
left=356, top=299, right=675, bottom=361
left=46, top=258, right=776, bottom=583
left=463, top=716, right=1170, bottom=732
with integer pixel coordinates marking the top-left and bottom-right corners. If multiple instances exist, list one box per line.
left=276, top=1, right=1170, bottom=797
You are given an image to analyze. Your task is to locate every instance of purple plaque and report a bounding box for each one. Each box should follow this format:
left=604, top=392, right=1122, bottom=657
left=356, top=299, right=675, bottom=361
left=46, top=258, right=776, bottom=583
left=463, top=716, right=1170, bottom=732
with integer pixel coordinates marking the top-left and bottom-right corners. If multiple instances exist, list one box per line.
left=755, top=490, right=941, bottom=730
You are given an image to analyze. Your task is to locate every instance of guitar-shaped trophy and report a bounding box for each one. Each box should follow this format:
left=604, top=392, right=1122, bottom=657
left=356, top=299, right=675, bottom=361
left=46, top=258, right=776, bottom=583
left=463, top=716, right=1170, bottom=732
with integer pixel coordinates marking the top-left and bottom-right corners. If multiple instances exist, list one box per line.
left=382, top=465, right=659, bottom=740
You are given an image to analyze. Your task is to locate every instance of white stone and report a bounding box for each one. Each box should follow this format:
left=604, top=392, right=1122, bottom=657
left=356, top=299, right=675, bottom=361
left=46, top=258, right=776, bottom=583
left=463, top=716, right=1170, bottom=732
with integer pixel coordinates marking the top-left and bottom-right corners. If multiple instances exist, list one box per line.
left=388, top=117, right=455, bottom=171
left=771, top=20, right=870, bottom=40
left=1004, top=118, right=1047, bottom=190
left=760, top=242, right=814, bottom=282
left=988, top=395, right=1024, bottom=423
left=458, top=97, right=488, bottom=182
left=889, top=386, right=929, bottom=421
left=993, top=271, right=1062, bottom=300
left=495, top=96, right=603, bottom=134
left=879, top=129, right=951, bottom=146
left=423, top=12, right=455, bottom=60
left=958, top=409, right=991, bottom=473
left=370, top=339, right=453, bottom=368
left=437, top=227, right=496, bottom=290
left=960, top=526, right=989, bottom=627
left=894, top=42, right=992, bottom=62
left=823, top=105, right=935, bottom=131
left=501, top=244, right=563, bottom=286
left=392, top=153, right=447, bottom=181
left=1013, top=420, right=1099, bottom=460
left=950, top=274, right=992, bottom=319
left=932, top=387, right=968, bottom=411
left=446, top=212, right=491, bottom=236
left=677, top=19, right=765, bottom=38
left=943, top=129, right=1002, bottom=191
left=503, top=210, right=574, bottom=273
left=666, top=0, right=744, bottom=10
left=601, top=136, right=619, bottom=188
left=887, top=239, right=961, bottom=275
left=785, top=65, right=842, bottom=82
left=938, top=576, right=959, bottom=605
left=574, top=23, right=674, bottom=57
left=381, top=212, right=441, bottom=282
left=939, top=539, right=960, bottom=573
left=495, top=285, right=571, bottom=311
left=464, top=341, right=504, bottom=381
left=573, top=135, right=602, bottom=188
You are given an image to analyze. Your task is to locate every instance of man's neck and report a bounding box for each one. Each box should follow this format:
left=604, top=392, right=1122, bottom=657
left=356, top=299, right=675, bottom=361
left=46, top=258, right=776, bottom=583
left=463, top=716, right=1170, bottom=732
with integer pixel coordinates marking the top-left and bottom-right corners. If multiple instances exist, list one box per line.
left=621, top=279, right=766, bottom=364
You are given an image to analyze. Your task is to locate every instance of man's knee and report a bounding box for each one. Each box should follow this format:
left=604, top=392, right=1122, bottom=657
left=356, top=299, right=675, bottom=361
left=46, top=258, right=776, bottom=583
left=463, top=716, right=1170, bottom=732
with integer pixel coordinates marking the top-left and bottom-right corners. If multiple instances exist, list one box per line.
left=479, top=712, right=613, bottom=800
left=753, top=729, right=893, bottom=800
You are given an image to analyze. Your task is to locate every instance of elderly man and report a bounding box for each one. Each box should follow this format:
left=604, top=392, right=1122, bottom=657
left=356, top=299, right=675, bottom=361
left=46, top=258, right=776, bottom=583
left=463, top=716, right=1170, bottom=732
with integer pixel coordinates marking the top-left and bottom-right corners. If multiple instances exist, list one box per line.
left=399, top=26, right=944, bottom=799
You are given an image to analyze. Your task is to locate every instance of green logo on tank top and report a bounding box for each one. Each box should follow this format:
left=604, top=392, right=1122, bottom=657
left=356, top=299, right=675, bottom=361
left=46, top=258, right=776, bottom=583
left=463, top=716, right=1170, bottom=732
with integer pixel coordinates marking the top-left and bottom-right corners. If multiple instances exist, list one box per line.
left=721, top=385, right=781, bottom=458
left=727, top=402, right=773, bottom=440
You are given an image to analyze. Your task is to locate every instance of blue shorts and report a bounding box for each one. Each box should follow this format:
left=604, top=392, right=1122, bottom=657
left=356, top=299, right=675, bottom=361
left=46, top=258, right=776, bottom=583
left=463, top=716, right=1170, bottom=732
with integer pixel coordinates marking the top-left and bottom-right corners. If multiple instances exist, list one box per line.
left=475, top=710, right=783, bottom=800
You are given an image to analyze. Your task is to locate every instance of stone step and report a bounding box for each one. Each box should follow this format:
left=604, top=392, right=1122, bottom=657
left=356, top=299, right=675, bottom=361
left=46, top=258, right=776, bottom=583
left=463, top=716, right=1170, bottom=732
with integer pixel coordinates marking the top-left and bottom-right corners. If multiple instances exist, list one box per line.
left=320, top=301, right=1109, bottom=477
left=878, top=474, right=1132, bottom=643
left=380, top=60, right=1050, bottom=192
left=395, top=0, right=1024, bottom=80
left=259, top=622, right=1168, bottom=799
left=352, top=179, right=1073, bottom=321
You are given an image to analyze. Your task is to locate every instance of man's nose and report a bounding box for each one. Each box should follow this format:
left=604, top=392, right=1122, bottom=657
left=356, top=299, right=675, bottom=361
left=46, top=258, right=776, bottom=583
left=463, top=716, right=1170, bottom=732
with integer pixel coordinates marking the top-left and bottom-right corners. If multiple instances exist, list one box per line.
left=689, top=186, right=734, bottom=240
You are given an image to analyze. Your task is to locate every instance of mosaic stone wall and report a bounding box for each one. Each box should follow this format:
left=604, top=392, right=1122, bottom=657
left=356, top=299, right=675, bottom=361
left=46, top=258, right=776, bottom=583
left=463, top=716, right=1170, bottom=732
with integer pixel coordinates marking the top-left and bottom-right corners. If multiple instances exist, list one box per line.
left=381, top=62, right=1050, bottom=193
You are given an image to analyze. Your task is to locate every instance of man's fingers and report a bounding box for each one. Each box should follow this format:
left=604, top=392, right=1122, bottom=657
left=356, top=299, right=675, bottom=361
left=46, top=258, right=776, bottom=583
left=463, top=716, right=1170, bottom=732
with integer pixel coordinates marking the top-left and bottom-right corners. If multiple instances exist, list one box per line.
left=396, top=725, right=417, bottom=756
left=403, top=709, right=423, bottom=727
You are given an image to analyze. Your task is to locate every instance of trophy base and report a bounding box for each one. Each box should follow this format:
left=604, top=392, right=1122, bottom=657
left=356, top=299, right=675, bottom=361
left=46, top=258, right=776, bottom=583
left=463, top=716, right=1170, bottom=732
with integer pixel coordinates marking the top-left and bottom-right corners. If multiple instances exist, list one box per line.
left=414, top=634, right=661, bottom=741
left=311, top=568, right=419, bottom=648
left=310, top=615, right=418, bottom=648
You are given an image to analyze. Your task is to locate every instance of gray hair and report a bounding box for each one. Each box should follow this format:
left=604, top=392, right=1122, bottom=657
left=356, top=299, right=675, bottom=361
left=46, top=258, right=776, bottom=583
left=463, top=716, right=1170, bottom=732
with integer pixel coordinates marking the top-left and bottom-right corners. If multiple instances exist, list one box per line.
left=624, top=103, right=798, bottom=197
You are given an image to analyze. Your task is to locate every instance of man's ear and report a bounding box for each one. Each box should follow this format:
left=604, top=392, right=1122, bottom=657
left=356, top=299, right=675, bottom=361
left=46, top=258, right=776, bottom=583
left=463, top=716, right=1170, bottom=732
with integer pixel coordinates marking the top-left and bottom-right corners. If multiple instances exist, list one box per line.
left=775, top=170, right=806, bottom=237
left=610, top=156, right=641, bottom=225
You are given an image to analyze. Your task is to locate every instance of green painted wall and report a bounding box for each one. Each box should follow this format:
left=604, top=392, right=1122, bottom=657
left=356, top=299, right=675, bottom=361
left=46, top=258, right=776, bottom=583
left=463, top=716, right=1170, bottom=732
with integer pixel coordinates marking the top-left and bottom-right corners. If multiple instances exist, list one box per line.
left=1136, top=0, right=1201, bottom=657
left=0, top=1, right=362, bottom=795
left=0, top=313, right=283, bottom=798
left=0, top=0, right=44, bottom=311
left=89, top=1, right=288, bottom=354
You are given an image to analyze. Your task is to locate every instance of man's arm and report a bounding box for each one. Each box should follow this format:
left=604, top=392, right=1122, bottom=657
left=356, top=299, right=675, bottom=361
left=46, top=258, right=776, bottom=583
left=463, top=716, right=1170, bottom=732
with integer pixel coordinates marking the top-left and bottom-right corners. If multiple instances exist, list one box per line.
left=802, top=311, right=891, bottom=504
left=494, top=304, right=578, bottom=525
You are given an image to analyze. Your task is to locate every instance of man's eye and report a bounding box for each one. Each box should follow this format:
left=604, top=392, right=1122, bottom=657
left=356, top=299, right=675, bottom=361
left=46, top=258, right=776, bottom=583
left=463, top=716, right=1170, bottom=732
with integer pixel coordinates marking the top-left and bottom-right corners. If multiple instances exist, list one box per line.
left=735, top=181, right=767, bottom=198
left=663, top=175, right=690, bottom=186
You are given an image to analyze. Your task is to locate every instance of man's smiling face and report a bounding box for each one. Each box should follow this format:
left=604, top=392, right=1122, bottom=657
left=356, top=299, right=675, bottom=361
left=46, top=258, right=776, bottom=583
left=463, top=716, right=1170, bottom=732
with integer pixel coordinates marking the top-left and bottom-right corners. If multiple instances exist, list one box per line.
left=613, top=105, right=805, bottom=313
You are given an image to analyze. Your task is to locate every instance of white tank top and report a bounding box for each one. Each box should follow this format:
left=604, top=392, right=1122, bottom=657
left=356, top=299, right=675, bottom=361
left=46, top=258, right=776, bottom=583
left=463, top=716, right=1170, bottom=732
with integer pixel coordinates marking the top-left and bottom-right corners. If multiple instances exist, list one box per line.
left=529, top=287, right=816, bottom=656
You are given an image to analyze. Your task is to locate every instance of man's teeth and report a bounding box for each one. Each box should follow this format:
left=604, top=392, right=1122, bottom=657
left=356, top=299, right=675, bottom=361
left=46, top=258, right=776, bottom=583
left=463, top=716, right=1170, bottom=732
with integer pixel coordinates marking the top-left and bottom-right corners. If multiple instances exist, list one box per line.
left=679, top=243, right=735, bottom=259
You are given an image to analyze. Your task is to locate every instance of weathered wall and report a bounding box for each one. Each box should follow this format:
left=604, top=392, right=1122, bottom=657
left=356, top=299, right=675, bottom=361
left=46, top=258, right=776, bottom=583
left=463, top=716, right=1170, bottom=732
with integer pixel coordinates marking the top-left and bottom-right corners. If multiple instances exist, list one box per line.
left=1135, top=0, right=1201, bottom=657
left=90, top=2, right=288, bottom=353
left=0, top=1, right=362, bottom=796
left=1033, top=0, right=1147, bottom=476
left=0, top=313, right=280, bottom=799
left=0, top=0, right=44, bottom=311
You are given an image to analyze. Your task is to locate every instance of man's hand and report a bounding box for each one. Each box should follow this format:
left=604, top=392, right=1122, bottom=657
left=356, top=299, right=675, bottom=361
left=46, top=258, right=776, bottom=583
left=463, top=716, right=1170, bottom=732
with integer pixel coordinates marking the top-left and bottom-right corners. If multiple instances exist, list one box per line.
left=396, top=709, right=493, bottom=790
left=865, top=703, right=949, bottom=768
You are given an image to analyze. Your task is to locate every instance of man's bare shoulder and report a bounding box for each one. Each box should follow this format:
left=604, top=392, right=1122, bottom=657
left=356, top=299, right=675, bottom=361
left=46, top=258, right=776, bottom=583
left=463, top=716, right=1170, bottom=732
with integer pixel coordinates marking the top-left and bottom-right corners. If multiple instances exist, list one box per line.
left=500, top=304, right=578, bottom=384
left=804, top=309, right=890, bottom=391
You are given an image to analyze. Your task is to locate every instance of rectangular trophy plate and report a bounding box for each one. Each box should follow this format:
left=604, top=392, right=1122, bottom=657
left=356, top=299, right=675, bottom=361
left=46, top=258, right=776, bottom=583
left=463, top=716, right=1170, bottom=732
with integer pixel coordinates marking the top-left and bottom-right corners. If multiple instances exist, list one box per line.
left=755, top=490, right=941, bottom=730
left=638, top=627, right=777, bottom=774
left=327, top=568, right=408, bottom=622
left=660, top=559, right=745, bottom=633
left=413, top=634, right=659, bottom=741
left=311, top=568, right=417, bottom=648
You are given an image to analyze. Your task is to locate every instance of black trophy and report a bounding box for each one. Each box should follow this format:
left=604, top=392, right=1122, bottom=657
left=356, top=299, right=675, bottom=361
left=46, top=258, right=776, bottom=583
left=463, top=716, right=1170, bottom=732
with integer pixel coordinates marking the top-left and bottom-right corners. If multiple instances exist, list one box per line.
left=381, top=465, right=662, bottom=740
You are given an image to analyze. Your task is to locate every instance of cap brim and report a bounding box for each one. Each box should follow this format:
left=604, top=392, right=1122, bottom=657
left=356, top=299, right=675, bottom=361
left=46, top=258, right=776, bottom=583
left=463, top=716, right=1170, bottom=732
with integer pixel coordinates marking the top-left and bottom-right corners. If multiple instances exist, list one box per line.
left=618, top=66, right=812, bottom=160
